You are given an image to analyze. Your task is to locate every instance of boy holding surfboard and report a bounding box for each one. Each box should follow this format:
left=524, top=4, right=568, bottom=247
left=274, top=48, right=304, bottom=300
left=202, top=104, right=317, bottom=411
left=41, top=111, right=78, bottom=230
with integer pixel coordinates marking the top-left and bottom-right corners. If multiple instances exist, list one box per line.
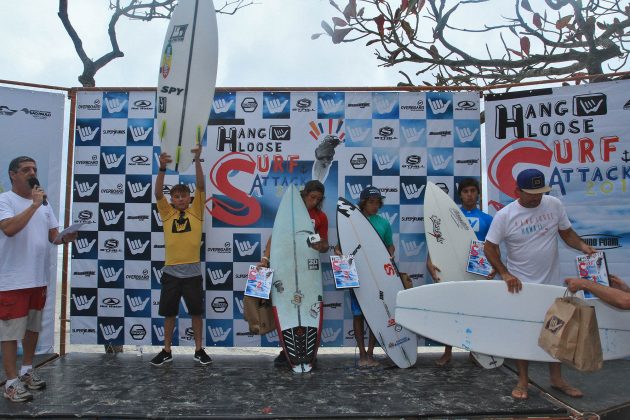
left=484, top=168, right=596, bottom=400
left=426, top=178, right=494, bottom=367
left=336, top=186, right=396, bottom=368
left=258, top=180, right=329, bottom=368
left=150, top=147, right=213, bottom=367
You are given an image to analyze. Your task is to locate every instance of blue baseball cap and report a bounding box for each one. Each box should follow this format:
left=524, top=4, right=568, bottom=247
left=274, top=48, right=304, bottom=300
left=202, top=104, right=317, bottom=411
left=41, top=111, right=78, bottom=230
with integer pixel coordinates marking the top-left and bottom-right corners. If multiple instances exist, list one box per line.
left=516, top=168, right=551, bottom=194
left=360, top=186, right=384, bottom=200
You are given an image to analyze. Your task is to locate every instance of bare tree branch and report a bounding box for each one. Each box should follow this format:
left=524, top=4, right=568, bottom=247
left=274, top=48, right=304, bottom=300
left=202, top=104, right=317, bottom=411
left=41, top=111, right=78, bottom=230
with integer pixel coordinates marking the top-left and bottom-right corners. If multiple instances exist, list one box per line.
left=315, top=0, right=630, bottom=87
left=59, top=0, right=257, bottom=87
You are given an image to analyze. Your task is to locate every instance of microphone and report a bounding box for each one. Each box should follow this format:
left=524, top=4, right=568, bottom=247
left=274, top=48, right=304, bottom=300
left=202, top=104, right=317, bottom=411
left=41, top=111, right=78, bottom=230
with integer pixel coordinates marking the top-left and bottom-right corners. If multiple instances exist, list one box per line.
left=28, top=177, right=48, bottom=206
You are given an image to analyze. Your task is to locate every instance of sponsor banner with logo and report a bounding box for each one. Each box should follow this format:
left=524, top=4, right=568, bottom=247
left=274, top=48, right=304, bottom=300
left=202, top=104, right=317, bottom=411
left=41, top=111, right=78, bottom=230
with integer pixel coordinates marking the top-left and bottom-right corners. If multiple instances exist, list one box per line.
left=0, top=85, right=65, bottom=353
left=71, top=90, right=480, bottom=346
left=484, top=80, right=630, bottom=280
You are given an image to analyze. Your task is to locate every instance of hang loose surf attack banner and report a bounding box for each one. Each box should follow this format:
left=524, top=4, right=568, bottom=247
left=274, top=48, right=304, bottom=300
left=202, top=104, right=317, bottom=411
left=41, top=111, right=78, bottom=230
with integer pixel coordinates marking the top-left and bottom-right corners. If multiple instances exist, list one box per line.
left=484, top=80, right=630, bottom=282
left=69, top=89, right=481, bottom=347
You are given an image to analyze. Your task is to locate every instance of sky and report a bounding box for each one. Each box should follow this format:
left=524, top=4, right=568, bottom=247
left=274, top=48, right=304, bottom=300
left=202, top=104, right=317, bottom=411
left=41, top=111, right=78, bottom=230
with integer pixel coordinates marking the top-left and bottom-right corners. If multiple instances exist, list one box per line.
left=0, top=0, right=418, bottom=89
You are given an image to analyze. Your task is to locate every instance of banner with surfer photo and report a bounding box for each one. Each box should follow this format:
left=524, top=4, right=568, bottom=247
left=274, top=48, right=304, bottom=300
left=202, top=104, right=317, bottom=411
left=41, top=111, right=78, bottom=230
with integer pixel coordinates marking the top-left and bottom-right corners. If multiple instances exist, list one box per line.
left=484, top=80, right=630, bottom=281
left=69, top=89, right=481, bottom=347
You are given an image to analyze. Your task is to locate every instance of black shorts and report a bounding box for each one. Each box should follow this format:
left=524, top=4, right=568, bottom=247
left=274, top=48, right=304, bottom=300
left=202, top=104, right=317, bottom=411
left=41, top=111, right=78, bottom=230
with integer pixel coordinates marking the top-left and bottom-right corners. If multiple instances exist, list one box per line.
left=158, top=273, right=204, bottom=317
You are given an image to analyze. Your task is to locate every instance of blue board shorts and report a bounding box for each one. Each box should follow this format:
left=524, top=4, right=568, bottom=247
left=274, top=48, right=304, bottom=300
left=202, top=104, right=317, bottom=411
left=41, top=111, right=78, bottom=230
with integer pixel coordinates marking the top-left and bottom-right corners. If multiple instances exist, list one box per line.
left=349, top=290, right=362, bottom=317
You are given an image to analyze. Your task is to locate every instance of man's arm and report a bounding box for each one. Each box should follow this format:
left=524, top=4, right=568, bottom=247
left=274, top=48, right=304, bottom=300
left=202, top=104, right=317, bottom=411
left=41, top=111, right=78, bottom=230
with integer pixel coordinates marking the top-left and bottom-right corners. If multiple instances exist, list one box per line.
left=0, top=186, right=46, bottom=237
left=426, top=254, right=441, bottom=282
left=193, top=146, right=205, bottom=191
left=484, top=240, right=522, bottom=293
left=565, top=275, right=630, bottom=310
left=559, top=227, right=596, bottom=255
left=155, top=153, right=171, bottom=200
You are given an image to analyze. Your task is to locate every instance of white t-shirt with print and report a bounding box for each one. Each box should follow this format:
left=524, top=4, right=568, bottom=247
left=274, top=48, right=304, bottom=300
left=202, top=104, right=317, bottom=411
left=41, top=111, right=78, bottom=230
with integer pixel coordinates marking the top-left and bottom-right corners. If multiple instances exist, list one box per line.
left=485, top=195, right=571, bottom=285
left=0, top=191, right=58, bottom=291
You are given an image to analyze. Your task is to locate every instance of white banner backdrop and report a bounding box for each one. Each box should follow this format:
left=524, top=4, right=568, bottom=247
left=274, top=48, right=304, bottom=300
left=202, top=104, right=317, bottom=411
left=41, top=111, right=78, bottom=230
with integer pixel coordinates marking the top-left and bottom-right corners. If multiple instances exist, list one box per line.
left=70, top=89, right=482, bottom=347
left=0, top=85, right=66, bottom=353
left=484, top=80, right=630, bottom=282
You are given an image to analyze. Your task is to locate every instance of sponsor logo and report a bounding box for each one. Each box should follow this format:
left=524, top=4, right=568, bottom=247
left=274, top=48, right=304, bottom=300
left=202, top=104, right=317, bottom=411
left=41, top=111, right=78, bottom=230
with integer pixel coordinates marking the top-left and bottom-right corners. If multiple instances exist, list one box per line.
left=580, top=234, right=622, bottom=250
left=323, top=302, right=342, bottom=309
left=211, top=297, right=228, bottom=313
left=573, top=93, right=607, bottom=116
left=449, top=208, right=470, bottom=230
left=402, top=155, right=423, bottom=170
left=102, top=297, right=121, bottom=306
left=375, top=126, right=397, bottom=141
left=347, top=102, right=370, bottom=109
left=169, top=24, right=188, bottom=42
left=21, top=108, right=52, bottom=119
left=456, top=159, right=479, bottom=165
left=78, top=210, right=93, bottom=221
left=77, top=99, right=101, bottom=111
left=102, top=129, right=126, bottom=135
left=125, top=269, right=150, bottom=281
left=623, top=99, right=630, bottom=110
left=132, top=99, right=152, bottom=110
left=429, top=215, right=444, bottom=244
left=126, top=215, right=150, bottom=222
left=100, top=183, right=124, bottom=195
left=388, top=336, right=411, bottom=348
left=130, top=155, right=150, bottom=166
left=75, top=154, right=99, bottom=167
left=429, top=130, right=451, bottom=137
left=269, top=125, right=291, bottom=140
left=104, top=239, right=119, bottom=249
left=455, top=100, right=478, bottom=111
left=72, top=328, right=96, bottom=334
left=241, top=97, right=258, bottom=112
left=401, top=216, right=423, bottom=222
left=400, top=100, right=424, bottom=112
left=73, top=270, right=96, bottom=277
left=350, top=153, right=367, bottom=169
left=0, top=105, right=18, bottom=116
left=130, top=324, right=147, bottom=340
left=160, top=86, right=184, bottom=95
left=158, top=97, right=167, bottom=113
left=294, top=98, right=315, bottom=112
left=308, top=259, right=320, bottom=270
left=545, top=315, right=565, bottom=333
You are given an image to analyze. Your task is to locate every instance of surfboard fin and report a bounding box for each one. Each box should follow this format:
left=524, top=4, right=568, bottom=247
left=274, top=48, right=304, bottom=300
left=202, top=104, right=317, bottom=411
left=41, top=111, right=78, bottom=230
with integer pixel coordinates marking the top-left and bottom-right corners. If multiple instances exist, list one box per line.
left=196, top=125, right=202, bottom=146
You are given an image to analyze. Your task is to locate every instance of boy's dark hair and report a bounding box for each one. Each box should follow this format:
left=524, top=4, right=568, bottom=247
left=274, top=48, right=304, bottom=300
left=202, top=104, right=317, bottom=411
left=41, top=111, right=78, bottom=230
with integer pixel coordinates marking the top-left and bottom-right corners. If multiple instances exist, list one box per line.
left=457, top=178, right=480, bottom=197
left=169, top=184, right=191, bottom=196
left=301, top=180, right=325, bottom=210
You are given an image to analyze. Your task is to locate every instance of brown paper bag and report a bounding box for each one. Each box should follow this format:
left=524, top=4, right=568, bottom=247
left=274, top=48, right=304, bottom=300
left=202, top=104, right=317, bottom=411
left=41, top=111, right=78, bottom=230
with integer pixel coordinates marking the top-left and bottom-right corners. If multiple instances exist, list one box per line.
left=399, top=272, right=413, bottom=289
left=567, top=304, right=603, bottom=372
left=538, top=297, right=580, bottom=361
left=243, top=296, right=276, bottom=335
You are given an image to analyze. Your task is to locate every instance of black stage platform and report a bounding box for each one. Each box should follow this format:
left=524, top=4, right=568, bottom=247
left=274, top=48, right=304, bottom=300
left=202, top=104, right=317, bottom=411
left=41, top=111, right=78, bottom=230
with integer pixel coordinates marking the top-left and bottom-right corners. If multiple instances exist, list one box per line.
left=0, top=351, right=627, bottom=419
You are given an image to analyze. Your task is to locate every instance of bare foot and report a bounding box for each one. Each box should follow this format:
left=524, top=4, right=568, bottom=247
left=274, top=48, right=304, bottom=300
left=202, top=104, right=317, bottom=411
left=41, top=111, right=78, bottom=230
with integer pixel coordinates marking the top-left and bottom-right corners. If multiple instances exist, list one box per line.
left=366, top=357, right=380, bottom=367
left=435, top=353, right=451, bottom=367
left=357, top=358, right=369, bottom=368
left=551, top=382, right=583, bottom=398
left=511, top=385, right=528, bottom=400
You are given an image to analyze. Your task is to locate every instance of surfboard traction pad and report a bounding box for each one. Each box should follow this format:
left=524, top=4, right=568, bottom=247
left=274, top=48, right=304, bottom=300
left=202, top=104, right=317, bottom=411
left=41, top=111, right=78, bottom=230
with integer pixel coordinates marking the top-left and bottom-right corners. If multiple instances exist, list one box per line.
left=282, top=326, right=320, bottom=367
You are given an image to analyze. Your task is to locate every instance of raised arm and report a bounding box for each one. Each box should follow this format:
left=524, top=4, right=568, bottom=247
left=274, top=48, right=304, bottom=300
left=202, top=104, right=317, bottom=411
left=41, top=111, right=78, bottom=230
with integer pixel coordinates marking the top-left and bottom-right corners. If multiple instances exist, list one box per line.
left=155, top=153, right=171, bottom=201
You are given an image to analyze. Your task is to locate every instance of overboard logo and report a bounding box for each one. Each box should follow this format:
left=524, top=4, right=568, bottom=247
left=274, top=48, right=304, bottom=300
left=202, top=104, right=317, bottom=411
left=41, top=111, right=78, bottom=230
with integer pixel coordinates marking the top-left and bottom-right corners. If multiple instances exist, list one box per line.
left=580, top=234, right=621, bottom=250
left=77, top=98, right=101, bottom=112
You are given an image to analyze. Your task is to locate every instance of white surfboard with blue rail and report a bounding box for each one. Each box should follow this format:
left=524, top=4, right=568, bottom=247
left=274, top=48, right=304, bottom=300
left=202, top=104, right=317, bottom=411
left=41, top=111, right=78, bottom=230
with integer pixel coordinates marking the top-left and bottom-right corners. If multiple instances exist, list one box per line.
left=336, top=197, right=417, bottom=369
left=157, top=0, right=218, bottom=172
left=423, top=181, right=503, bottom=369
left=270, top=185, right=323, bottom=373
left=396, top=281, right=630, bottom=362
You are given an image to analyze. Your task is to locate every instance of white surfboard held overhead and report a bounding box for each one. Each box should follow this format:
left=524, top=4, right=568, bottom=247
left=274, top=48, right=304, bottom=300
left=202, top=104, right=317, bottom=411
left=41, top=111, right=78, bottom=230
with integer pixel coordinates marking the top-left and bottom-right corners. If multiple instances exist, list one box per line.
left=270, top=185, right=323, bottom=373
left=157, top=0, right=218, bottom=172
left=336, top=197, right=417, bottom=369
left=396, top=281, right=630, bottom=362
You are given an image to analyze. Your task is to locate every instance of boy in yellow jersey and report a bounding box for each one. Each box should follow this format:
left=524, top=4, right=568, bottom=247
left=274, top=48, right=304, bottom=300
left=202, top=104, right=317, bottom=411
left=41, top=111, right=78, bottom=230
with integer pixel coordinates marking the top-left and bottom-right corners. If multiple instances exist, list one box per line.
left=150, top=146, right=212, bottom=366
